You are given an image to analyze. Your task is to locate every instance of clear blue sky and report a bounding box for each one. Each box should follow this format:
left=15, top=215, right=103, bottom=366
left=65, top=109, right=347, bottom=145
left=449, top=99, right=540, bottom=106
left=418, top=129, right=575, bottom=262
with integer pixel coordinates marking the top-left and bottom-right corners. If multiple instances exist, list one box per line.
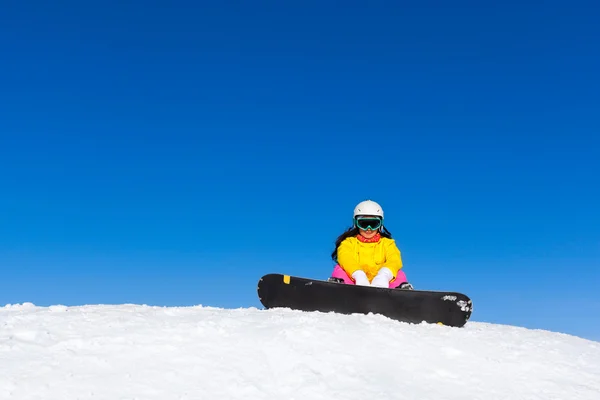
left=1, top=1, right=598, bottom=341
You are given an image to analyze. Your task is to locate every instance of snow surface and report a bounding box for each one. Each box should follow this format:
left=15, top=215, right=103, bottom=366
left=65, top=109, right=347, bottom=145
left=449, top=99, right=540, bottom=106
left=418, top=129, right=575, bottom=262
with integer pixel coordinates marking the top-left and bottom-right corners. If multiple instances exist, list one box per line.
left=1, top=303, right=599, bottom=400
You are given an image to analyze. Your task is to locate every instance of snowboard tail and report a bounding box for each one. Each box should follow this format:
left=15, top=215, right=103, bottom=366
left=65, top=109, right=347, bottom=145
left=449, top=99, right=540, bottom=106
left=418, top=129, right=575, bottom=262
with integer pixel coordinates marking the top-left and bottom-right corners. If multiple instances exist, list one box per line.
left=257, top=273, right=473, bottom=327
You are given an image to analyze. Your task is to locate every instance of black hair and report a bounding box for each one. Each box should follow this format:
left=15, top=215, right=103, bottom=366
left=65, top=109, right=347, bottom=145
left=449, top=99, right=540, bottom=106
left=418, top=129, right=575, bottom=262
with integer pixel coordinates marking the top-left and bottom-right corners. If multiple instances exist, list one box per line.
left=331, top=224, right=393, bottom=262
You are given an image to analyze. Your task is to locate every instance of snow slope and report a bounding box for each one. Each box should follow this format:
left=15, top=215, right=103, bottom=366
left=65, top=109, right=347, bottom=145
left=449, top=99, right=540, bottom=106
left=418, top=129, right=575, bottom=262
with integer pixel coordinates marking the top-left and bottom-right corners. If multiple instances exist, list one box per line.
left=1, top=303, right=599, bottom=400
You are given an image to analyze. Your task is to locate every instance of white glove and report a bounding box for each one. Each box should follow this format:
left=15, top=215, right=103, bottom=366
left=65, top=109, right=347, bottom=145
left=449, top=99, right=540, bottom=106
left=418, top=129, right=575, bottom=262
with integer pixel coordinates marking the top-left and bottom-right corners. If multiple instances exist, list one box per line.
left=351, top=270, right=370, bottom=286
left=371, top=267, right=394, bottom=288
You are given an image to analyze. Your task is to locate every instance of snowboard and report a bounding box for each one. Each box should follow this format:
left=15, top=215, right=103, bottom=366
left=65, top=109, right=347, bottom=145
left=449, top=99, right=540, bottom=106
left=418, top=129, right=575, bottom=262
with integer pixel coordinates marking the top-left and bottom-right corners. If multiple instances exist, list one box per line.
left=257, top=273, right=473, bottom=327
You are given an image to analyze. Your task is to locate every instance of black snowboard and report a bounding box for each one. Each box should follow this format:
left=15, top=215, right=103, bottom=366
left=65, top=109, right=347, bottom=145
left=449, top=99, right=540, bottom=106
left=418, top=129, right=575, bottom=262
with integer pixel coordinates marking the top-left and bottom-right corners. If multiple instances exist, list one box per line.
left=257, top=273, right=473, bottom=327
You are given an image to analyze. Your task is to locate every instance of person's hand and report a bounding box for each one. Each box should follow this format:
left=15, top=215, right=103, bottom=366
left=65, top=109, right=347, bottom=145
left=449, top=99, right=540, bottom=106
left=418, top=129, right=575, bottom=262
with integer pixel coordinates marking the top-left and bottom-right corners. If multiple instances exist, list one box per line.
left=371, top=267, right=393, bottom=288
left=351, top=270, right=370, bottom=286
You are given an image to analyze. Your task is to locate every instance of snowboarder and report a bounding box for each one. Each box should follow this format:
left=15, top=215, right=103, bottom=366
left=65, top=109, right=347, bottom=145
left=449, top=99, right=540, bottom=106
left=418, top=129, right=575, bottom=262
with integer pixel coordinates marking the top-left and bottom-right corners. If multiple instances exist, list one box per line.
left=328, top=200, right=414, bottom=289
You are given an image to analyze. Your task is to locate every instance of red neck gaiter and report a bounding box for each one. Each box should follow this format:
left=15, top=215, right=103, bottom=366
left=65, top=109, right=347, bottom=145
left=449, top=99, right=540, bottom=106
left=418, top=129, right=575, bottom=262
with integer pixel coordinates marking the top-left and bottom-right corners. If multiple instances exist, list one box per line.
left=356, top=233, right=381, bottom=243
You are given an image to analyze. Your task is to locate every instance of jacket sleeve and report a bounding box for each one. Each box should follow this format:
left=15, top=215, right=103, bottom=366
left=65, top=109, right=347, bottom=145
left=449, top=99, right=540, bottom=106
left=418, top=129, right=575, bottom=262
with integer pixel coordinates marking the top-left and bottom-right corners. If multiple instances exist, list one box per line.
left=337, top=238, right=361, bottom=276
left=384, top=239, right=403, bottom=277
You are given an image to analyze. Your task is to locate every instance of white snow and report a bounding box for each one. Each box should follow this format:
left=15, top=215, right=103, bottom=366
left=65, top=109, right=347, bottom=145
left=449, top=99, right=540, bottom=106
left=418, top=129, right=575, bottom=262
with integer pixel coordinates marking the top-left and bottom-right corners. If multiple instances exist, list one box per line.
left=1, top=303, right=599, bottom=400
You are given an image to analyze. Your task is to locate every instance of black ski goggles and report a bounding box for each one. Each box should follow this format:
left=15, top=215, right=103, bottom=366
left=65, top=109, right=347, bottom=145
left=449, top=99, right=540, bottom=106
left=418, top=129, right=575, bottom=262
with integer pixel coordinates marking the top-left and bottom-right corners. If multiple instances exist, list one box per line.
left=354, top=217, right=382, bottom=231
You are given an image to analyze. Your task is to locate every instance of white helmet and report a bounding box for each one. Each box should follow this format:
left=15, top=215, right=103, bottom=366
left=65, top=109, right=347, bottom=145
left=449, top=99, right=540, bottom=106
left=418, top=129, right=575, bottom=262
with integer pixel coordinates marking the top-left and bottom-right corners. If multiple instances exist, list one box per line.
left=353, top=200, right=384, bottom=218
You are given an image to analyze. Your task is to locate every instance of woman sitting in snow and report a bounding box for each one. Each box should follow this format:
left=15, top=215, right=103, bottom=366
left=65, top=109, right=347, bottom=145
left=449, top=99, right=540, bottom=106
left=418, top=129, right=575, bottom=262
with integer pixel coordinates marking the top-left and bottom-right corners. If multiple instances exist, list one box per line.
left=328, top=200, right=413, bottom=289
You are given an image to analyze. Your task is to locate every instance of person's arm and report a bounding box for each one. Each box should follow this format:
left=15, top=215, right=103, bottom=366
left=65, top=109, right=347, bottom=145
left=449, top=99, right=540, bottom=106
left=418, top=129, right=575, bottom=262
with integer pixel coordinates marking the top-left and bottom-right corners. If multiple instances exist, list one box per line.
left=384, top=239, right=403, bottom=277
left=337, top=238, right=361, bottom=276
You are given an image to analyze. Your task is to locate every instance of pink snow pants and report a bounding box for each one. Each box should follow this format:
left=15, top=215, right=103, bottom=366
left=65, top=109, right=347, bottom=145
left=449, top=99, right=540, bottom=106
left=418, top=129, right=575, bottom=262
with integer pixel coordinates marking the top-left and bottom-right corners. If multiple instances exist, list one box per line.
left=330, top=265, right=408, bottom=288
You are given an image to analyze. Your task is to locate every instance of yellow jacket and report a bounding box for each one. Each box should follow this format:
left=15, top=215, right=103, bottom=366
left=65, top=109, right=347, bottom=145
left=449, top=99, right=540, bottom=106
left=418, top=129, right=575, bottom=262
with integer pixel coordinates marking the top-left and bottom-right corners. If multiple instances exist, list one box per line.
left=337, top=237, right=403, bottom=282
